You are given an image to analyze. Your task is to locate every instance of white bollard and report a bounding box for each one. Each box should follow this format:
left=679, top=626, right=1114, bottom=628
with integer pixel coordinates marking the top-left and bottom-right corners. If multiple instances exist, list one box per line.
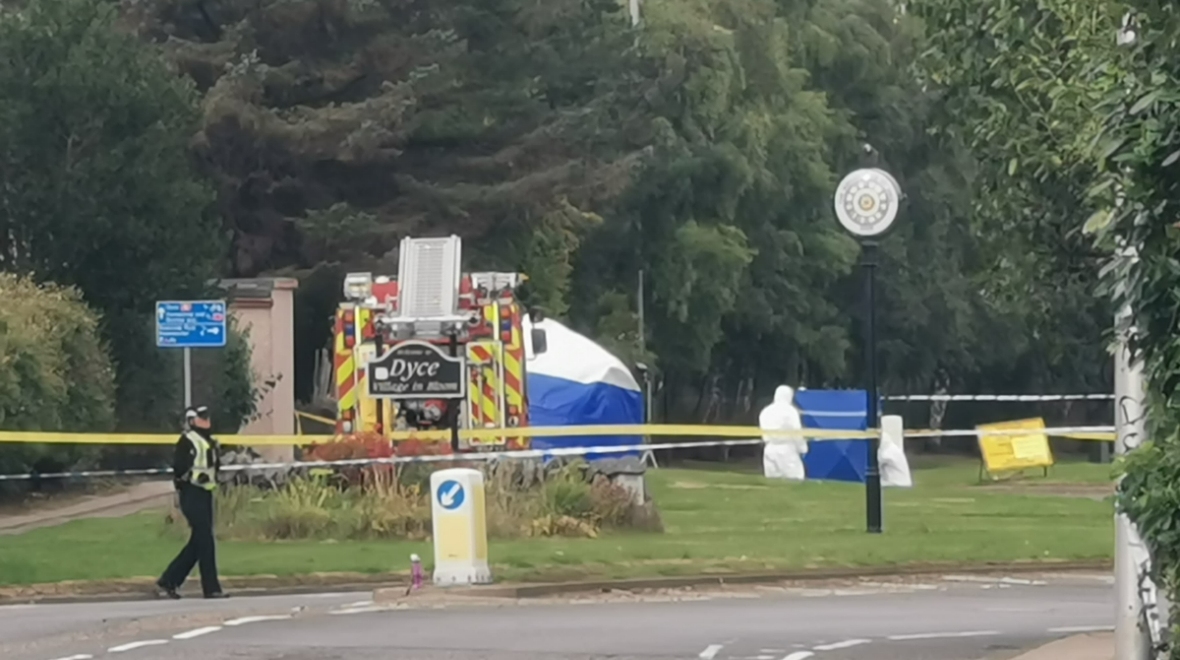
left=429, top=468, right=492, bottom=585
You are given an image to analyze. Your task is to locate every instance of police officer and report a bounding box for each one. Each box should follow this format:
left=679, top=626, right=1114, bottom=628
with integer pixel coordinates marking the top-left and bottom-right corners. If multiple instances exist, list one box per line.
left=156, top=405, right=228, bottom=599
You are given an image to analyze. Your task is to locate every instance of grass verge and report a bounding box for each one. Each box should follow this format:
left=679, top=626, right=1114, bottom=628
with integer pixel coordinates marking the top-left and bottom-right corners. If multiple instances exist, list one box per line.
left=0, top=460, right=1115, bottom=587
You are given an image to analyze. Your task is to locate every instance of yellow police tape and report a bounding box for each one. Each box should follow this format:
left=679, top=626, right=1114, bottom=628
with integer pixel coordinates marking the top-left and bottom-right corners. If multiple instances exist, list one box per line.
left=0, top=423, right=1117, bottom=446
left=295, top=410, right=337, bottom=427
left=1059, top=432, right=1117, bottom=441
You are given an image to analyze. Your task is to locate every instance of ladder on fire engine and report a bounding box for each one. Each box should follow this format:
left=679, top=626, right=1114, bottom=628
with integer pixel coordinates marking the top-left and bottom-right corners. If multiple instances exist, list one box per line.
left=395, top=235, right=465, bottom=326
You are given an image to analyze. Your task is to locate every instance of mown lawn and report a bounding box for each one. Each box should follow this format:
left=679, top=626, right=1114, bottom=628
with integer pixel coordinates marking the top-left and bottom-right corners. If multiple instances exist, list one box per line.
left=0, top=460, right=1115, bottom=586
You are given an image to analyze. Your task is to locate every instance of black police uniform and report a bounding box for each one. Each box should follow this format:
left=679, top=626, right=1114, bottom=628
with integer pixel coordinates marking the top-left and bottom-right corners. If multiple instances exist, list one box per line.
left=157, top=409, right=225, bottom=599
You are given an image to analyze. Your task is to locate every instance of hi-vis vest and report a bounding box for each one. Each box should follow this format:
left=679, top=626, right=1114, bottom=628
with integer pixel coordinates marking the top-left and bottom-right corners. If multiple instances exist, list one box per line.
left=184, top=431, right=217, bottom=491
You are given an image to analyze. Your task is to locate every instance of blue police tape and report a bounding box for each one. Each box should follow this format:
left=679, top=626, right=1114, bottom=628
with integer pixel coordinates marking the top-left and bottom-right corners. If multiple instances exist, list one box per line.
left=0, top=426, right=1117, bottom=481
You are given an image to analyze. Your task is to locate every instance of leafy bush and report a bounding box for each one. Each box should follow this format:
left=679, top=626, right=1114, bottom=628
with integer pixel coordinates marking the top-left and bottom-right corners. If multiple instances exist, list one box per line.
left=543, top=466, right=595, bottom=519
left=171, top=456, right=662, bottom=542
left=205, top=471, right=432, bottom=541
left=1117, top=434, right=1180, bottom=651
left=303, top=433, right=454, bottom=491
left=260, top=476, right=339, bottom=539
left=0, top=274, right=116, bottom=485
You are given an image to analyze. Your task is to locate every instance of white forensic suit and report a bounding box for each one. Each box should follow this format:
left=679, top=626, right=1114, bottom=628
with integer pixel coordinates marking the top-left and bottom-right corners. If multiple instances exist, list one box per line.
left=760, top=385, right=808, bottom=481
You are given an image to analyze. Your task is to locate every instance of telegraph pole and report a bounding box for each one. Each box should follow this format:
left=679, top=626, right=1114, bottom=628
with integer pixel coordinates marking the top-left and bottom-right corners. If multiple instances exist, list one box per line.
left=1113, top=15, right=1153, bottom=659
left=1114, top=250, right=1152, bottom=660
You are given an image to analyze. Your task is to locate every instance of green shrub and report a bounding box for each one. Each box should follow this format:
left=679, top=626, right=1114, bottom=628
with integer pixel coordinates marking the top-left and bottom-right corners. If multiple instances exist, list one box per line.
left=542, top=462, right=595, bottom=518
left=1116, top=433, right=1180, bottom=651
left=0, top=273, right=116, bottom=488
left=169, top=461, right=663, bottom=542
left=544, top=478, right=595, bottom=519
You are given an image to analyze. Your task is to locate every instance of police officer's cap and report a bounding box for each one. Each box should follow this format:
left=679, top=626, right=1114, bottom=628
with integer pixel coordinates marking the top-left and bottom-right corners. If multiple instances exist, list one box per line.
left=184, top=405, right=210, bottom=421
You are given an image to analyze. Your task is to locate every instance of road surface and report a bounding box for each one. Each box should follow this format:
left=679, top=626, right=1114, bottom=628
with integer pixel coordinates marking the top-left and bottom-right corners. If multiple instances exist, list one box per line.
left=0, top=573, right=1113, bottom=660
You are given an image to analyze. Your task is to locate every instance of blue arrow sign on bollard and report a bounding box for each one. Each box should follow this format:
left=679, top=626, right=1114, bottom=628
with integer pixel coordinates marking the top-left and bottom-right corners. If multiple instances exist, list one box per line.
left=437, top=480, right=465, bottom=510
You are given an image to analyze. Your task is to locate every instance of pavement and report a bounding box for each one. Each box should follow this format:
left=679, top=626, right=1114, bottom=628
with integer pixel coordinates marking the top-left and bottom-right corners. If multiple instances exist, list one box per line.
left=1009, top=632, right=1111, bottom=660
left=0, top=571, right=1115, bottom=660
left=0, top=482, right=173, bottom=536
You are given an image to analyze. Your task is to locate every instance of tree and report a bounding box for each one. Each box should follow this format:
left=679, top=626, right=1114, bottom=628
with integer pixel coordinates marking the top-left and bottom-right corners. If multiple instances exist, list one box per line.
left=904, top=0, right=1117, bottom=411
left=125, top=0, right=644, bottom=277
left=111, top=0, right=1119, bottom=436
left=910, top=0, right=1180, bottom=650
left=569, top=0, right=863, bottom=417
left=0, top=0, right=236, bottom=430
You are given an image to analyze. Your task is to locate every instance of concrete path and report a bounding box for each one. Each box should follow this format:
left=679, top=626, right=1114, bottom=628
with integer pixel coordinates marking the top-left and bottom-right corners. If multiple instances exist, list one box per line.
left=1009, top=632, right=1112, bottom=660
left=0, top=572, right=1114, bottom=660
left=0, top=481, right=173, bottom=535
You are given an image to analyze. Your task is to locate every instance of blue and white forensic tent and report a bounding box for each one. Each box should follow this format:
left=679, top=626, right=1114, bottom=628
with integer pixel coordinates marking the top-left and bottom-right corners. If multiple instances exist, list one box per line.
left=795, top=389, right=870, bottom=483
left=523, top=318, right=643, bottom=459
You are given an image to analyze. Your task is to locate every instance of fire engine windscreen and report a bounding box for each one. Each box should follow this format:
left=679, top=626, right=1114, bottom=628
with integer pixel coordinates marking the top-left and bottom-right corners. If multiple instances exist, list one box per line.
left=522, top=317, right=643, bottom=460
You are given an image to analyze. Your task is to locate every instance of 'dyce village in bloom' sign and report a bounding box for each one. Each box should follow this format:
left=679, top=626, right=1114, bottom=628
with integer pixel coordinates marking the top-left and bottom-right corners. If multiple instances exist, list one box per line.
left=366, top=340, right=466, bottom=399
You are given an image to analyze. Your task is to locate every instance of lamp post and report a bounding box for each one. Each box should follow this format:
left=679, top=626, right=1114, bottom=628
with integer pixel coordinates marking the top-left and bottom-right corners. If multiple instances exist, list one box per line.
left=833, top=167, right=902, bottom=534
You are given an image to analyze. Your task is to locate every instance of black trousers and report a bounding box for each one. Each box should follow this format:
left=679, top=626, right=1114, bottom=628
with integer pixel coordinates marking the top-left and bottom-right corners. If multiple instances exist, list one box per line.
left=159, top=485, right=222, bottom=596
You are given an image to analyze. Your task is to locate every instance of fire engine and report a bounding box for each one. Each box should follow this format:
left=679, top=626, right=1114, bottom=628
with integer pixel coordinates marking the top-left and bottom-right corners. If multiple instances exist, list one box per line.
left=331, top=235, right=546, bottom=450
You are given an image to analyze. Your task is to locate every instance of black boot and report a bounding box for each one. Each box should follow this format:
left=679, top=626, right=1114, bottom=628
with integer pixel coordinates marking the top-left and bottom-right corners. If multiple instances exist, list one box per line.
left=154, top=581, right=181, bottom=600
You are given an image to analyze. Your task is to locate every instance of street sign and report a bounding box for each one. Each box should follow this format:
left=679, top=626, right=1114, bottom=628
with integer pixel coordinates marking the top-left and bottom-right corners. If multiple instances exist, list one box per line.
left=834, top=168, right=901, bottom=238
left=436, top=479, right=465, bottom=510
left=155, top=301, right=228, bottom=348
left=367, top=340, right=466, bottom=399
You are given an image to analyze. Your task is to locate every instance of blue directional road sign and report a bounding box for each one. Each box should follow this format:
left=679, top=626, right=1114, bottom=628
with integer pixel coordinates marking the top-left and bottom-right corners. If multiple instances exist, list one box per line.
left=436, top=480, right=465, bottom=510
left=155, top=300, right=228, bottom=348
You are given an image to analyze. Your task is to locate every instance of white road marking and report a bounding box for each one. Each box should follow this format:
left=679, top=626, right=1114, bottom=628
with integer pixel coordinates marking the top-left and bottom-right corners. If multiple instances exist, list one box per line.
left=49, top=655, right=93, bottom=660
left=699, top=644, right=724, bottom=659
left=223, top=614, right=292, bottom=626
left=887, top=630, right=1000, bottom=641
left=330, top=605, right=386, bottom=615
left=108, top=640, right=169, bottom=653
left=346, top=600, right=374, bottom=607
left=813, top=639, right=871, bottom=651
left=1048, top=625, right=1114, bottom=633
left=781, top=652, right=814, bottom=660
left=173, top=626, right=222, bottom=640
left=941, top=575, right=1043, bottom=586
left=942, top=574, right=997, bottom=583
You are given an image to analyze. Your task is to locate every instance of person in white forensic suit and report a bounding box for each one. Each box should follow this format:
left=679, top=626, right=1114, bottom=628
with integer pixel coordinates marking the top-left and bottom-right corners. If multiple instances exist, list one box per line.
left=760, top=385, right=808, bottom=480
